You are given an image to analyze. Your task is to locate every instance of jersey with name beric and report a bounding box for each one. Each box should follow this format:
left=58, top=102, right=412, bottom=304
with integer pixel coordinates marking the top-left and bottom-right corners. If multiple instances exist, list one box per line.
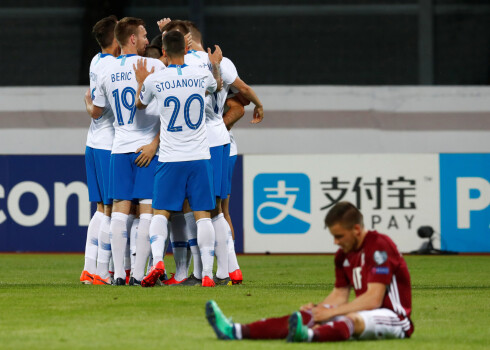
left=334, top=230, right=413, bottom=326
left=86, top=53, right=116, bottom=150
left=139, top=64, right=217, bottom=162
left=184, top=50, right=230, bottom=147
left=93, top=54, right=165, bottom=154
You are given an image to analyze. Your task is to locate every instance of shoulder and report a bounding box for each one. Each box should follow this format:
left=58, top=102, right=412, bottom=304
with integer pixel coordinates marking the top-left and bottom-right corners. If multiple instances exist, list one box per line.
left=364, top=231, right=400, bottom=263
left=221, top=57, right=235, bottom=69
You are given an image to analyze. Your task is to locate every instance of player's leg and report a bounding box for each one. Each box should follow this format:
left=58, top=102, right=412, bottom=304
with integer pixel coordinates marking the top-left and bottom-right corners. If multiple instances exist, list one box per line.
left=209, top=144, right=231, bottom=284
left=142, top=161, right=186, bottom=287
left=81, top=146, right=104, bottom=284
left=187, top=159, right=217, bottom=287
left=93, top=203, right=113, bottom=285
left=165, top=212, right=189, bottom=285
left=205, top=300, right=314, bottom=340
left=108, top=153, right=135, bottom=285
left=124, top=204, right=137, bottom=284
left=128, top=204, right=139, bottom=284
left=177, top=200, right=203, bottom=286
left=222, top=152, right=242, bottom=284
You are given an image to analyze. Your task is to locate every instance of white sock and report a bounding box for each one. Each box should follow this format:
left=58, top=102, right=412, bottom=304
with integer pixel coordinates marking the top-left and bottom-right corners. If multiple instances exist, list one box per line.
left=110, top=212, right=128, bottom=280
left=95, top=215, right=112, bottom=279
left=185, top=212, right=202, bottom=279
left=149, top=215, right=168, bottom=264
left=124, top=214, right=135, bottom=272
left=197, top=218, right=215, bottom=279
left=129, top=218, right=139, bottom=272
left=170, top=213, right=188, bottom=281
left=212, top=214, right=229, bottom=279
left=226, top=223, right=240, bottom=273
left=84, top=211, right=104, bottom=274
left=133, top=214, right=151, bottom=281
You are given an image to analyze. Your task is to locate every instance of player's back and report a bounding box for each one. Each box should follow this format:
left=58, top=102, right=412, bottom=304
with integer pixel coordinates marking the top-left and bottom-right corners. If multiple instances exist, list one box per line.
left=87, top=53, right=116, bottom=150
left=141, top=64, right=217, bottom=162
left=94, top=54, right=165, bottom=154
left=185, top=50, right=230, bottom=147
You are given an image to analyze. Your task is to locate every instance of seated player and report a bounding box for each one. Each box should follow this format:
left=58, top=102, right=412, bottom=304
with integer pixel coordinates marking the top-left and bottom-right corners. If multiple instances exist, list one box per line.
left=133, top=30, right=221, bottom=287
left=206, top=201, right=414, bottom=342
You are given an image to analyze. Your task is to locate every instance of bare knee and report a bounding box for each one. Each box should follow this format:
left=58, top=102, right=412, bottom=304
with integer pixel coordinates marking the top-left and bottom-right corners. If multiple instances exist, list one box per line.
left=345, top=313, right=365, bottom=336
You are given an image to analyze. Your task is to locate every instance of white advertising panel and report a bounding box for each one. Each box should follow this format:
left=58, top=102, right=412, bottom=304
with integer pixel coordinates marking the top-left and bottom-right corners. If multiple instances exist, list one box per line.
left=244, top=154, right=440, bottom=253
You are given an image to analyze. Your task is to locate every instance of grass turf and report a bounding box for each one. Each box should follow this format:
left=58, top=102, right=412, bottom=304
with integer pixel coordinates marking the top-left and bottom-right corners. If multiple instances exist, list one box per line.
left=0, top=254, right=489, bottom=349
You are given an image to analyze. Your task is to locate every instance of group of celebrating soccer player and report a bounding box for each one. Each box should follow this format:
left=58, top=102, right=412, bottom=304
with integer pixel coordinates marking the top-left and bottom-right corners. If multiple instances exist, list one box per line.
left=81, top=15, right=263, bottom=288
left=79, top=14, right=414, bottom=345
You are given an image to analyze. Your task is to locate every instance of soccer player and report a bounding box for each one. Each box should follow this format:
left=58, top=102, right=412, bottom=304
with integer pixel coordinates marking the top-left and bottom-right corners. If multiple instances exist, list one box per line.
left=81, top=15, right=118, bottom=285
left=133, top=30, right=220, bottom=288
left=85, top=17, right=165, bottom=285
left=206, top=201, right=414, bottom=342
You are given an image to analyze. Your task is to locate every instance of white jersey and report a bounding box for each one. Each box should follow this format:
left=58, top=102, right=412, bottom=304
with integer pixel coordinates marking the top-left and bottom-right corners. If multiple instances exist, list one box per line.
left=184, top=50, right=230, bottom=147
left=229, top=130, right=237, bottom=156
left=93, top=54, right=165, bottom=154
left=86, top=53, right=116, bottom=150
left=140, top=64, right=217, bottom=162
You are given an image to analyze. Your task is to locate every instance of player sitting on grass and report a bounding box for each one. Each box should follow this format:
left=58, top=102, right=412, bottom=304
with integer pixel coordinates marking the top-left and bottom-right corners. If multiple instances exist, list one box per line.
left=206, top=201, right=414, bottom=342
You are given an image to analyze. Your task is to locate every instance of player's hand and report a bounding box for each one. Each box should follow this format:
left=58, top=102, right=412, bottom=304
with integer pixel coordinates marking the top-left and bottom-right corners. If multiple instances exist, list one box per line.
left=133, top=58, right=155, bottom=84
left=299, top=303, right=315, bottom=312
left=157, top=18, right=171, bottom=33
left=135, top=143, right=158, bottom=167
left=207, top=45, right=223, bottom=64
left=251, top=105, right=264, bottom=124
left=184, top=32, right=193, bottom=51
left=312, top=305, right=335, bottom=323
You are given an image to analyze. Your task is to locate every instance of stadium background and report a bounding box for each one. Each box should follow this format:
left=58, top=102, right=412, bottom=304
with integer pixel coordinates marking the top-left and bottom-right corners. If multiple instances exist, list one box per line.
left=0, top=0, right=489, bottom=253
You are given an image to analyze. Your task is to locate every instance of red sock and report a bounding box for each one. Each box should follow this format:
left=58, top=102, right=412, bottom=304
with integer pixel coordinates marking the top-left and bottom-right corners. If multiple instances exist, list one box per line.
left=242, top=311, right=313, bottom=339
left=313, top=319, right=353, bottom=342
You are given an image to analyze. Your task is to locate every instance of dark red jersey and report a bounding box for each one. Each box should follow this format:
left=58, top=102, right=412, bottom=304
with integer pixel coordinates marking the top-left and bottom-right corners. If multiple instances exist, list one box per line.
left=334, top=231, right=413, bottom=322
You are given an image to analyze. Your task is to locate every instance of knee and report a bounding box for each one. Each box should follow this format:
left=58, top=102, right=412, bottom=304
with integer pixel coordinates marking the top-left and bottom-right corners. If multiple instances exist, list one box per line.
left=345, top=313, right=365, bottom=336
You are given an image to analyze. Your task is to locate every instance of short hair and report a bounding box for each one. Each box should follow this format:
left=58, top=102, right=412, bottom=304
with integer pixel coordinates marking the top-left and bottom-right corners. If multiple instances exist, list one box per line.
left=325, top=201, right=364, bottom=229
left=114, top=17, right=145, bottom=47
left=145, top=45, right=162, bottom=59
left=150, top=34, right=163, bottom=49
left=92, top=15, right=118, bottom=49
left=183, top=20, right=203, bottom=46
left=161, top=20, right=189, bottom=35
left=162, top=31, right=186, bottom=58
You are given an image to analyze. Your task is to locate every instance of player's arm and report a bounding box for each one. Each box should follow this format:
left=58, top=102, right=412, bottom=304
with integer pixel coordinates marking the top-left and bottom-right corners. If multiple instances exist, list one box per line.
left=135, top=131, right=160, bottom=168
left=312, top=282, right=386, bottom=323
left=299, top=286, right=350, bottom=312
left=207, top=45, right=223, bottom=91
left=223, top=96, right=245, bottom=130
left=133, top=58, right=155, bottom=110
left=231, top=77, right=264, bottom=124
left=84, top=88, right=104, bottom=119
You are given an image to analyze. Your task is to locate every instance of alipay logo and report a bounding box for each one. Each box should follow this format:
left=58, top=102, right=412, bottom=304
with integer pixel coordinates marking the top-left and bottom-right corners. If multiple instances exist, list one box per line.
left=253, top=173, right=311, bottom=234
left=440, top=154, right=490, bottom=252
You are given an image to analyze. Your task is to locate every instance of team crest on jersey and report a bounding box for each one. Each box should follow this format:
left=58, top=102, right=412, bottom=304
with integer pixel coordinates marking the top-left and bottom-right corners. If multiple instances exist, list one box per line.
left=373, top=250, right=388, bottom=265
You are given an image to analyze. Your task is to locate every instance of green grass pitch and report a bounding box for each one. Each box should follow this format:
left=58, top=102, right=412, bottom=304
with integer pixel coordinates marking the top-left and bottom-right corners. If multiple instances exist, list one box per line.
left=0, top=254, right=489, bottom=349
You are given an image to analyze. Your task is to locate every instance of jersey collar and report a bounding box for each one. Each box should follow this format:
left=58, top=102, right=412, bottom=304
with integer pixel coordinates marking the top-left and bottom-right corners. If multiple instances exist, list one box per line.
left=117, top=54, right=137, bottom=59
left=167, top=64, right=188, bottom=68
left=99, top=53, right=112, bottom=58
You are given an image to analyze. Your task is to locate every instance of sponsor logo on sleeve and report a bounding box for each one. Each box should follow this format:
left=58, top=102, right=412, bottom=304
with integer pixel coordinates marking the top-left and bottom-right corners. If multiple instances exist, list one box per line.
left=373, top=250, right=388, bottom=265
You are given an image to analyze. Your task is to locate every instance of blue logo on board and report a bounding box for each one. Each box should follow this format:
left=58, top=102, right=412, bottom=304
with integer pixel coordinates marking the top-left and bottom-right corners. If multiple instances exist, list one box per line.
left=440, top=154, right=490, bottom=252
left=253, top=173, right=311, bottom=234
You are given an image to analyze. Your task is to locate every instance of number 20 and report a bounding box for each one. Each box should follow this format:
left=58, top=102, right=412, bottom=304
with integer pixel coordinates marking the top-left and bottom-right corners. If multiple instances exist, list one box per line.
left=166, top=94, right=204, bottom=132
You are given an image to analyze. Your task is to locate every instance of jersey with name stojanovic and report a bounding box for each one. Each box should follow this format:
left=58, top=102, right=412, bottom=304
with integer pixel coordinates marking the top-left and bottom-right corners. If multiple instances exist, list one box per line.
left=93, top=54, right=165, bottom=154
left=334, top=230, right=414, bottom=335
left=87, top=53, right=116, bottom=150
left=139, top=64, right=217, bottom=163
left=184, top=50, right=230, bottom=147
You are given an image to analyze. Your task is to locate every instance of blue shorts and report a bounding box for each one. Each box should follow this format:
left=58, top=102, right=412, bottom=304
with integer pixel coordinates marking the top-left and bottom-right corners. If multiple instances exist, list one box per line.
left=85, top=146, right=112, bottom=205
left=109, top=153, right=158, bottom=201
left=227, top=155, right=237, bottom=195
left=153, top=160, right=215, bottom=211
left=210, top=144, right=230, bottom=200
